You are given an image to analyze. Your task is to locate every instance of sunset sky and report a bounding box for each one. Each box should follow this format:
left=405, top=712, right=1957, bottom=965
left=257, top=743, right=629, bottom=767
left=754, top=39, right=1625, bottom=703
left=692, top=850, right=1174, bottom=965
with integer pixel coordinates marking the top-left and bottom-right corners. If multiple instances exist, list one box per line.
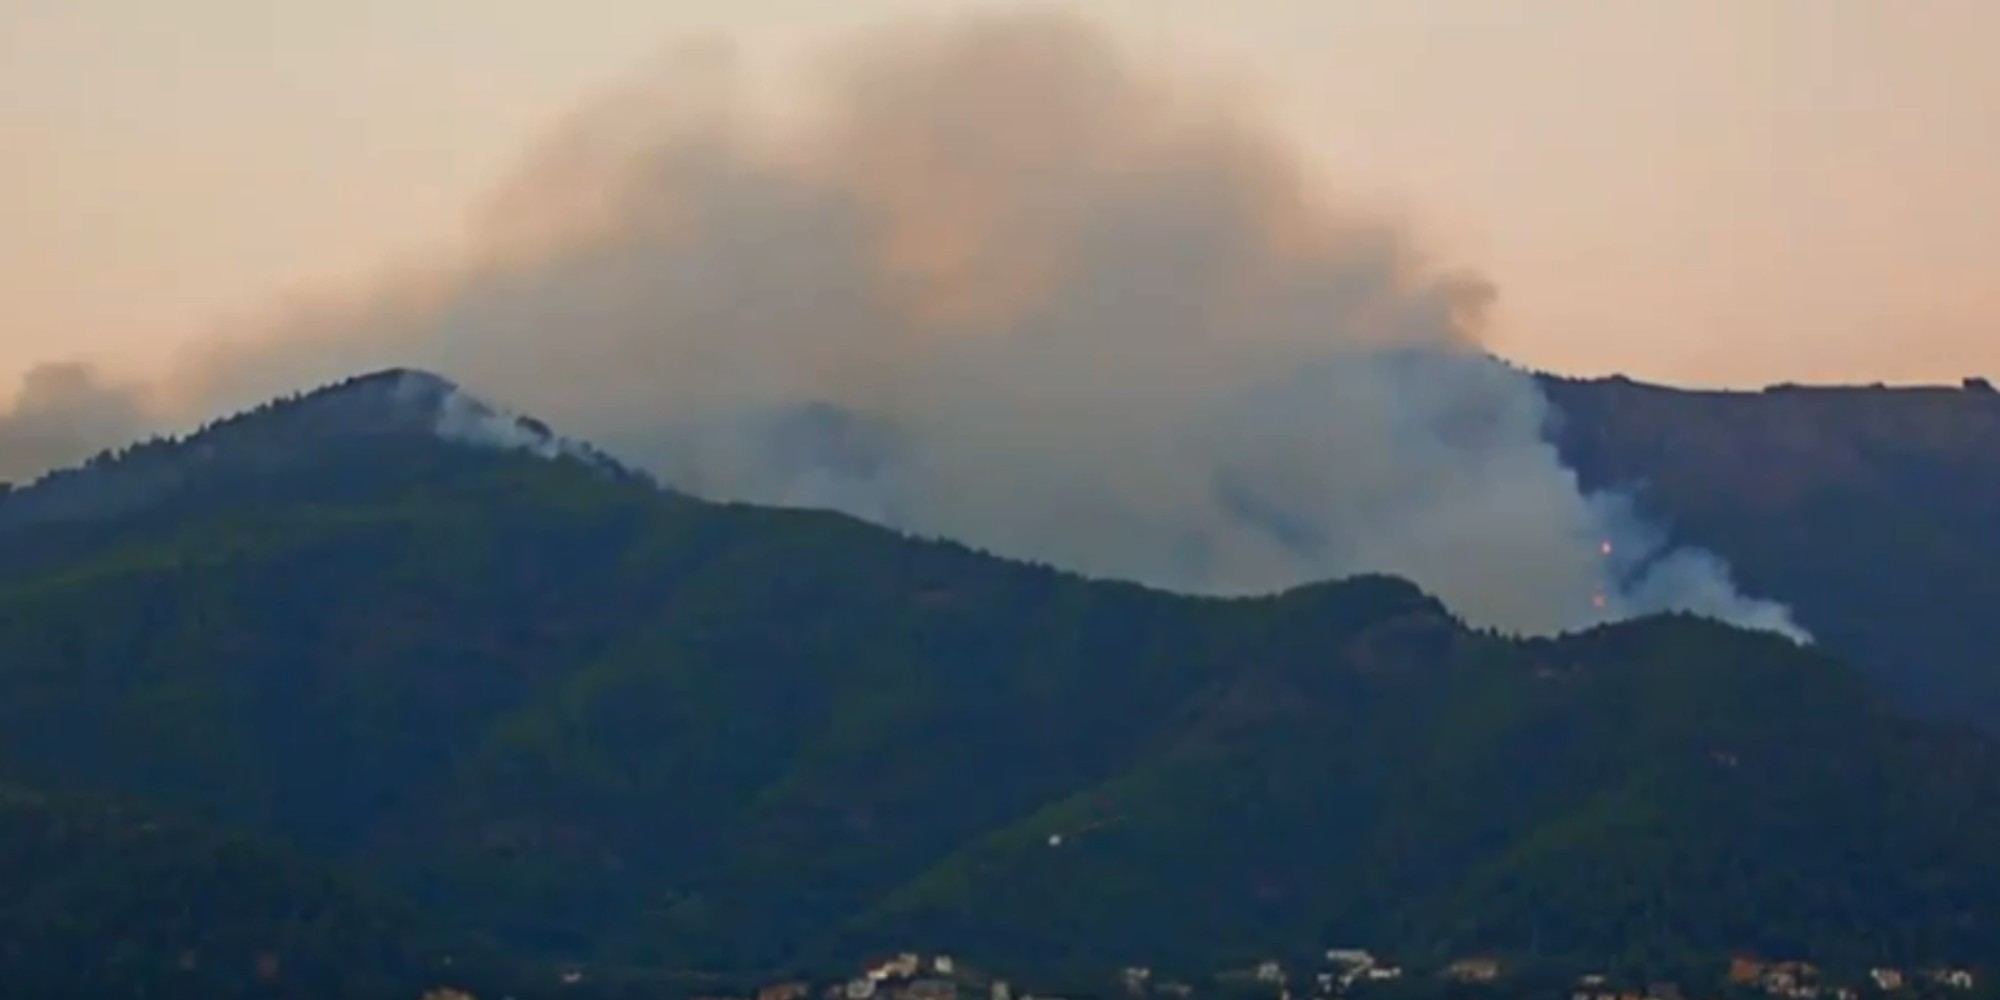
left=5, top=0, right=1996, bottom=395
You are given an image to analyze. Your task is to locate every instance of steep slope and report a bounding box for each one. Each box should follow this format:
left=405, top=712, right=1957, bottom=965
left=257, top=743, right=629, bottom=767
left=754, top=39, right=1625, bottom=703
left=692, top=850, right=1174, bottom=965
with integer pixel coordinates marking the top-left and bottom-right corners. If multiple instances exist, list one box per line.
left=0, top=431, right=1241, bottom=964
left=1538, top=374, right=2000, bottom=726
left=625, top=374, right=2000, bottom=732
left=0, top=367, right=638, bottom=536
left=0, top=374, right=1997, bottom=981
left=0, top=783, right=502, bottom=999
left=863, top=616, right=2000, bottom=974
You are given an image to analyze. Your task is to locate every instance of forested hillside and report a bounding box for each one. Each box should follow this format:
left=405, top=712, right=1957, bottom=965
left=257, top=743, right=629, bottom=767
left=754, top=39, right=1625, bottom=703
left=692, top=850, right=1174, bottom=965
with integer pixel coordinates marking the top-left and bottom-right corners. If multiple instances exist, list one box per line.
left=1539, top=374, right=2000, bottom=727
left=1, top=374, right=1997, bottom=992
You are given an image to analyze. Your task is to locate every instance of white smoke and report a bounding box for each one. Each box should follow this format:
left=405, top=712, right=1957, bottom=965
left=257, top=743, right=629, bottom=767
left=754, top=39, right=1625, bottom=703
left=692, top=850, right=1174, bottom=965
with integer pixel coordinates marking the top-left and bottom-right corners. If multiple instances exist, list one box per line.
left=401, top=371, right=592, bottom=462
left=0, top=9, right=1806, bottom=641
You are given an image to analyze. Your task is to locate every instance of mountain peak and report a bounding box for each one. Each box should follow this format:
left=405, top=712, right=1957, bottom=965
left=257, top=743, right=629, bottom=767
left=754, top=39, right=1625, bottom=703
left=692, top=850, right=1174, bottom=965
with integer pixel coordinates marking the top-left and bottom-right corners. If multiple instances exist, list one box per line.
left=330, top=366, right=462, bottom=410
left=295, top=367, right=566, bottom=454
left=241, top=367, right=469, bottom=437
left=0, top=368, right=644, bottom=533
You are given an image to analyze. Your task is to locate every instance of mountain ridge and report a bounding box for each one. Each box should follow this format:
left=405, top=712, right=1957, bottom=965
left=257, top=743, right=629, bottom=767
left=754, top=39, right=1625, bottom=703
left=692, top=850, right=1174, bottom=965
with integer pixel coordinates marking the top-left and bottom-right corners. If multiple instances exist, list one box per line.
left=0, top=380, right=1997, bottom=986
left=0, top=367, right=645, bottom=535
left=11, top=362, right=1995, bottom=725
left=1533, top=370, right=2000, bottom=726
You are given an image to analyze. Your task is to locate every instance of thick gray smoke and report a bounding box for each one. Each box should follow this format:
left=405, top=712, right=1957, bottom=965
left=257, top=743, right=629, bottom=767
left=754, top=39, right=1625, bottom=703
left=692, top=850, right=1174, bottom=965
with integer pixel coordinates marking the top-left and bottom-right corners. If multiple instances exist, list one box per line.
left=0, top=10, right=1805, bottom=640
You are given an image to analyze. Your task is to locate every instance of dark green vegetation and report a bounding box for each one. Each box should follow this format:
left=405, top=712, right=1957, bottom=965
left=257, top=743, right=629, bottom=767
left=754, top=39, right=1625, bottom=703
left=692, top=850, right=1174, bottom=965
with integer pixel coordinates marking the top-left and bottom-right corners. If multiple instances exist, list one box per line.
left=1539, top=374, right=2000, bottom=729
left=0, top=783, right=522, bottom=998
left=2, top=373, right=1999, bottom=994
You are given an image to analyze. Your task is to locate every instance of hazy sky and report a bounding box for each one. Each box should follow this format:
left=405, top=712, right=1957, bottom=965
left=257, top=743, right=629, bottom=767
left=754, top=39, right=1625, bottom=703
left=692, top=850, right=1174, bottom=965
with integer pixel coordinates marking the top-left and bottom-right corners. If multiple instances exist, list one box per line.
left=4, top=0, right=1996, bottom=394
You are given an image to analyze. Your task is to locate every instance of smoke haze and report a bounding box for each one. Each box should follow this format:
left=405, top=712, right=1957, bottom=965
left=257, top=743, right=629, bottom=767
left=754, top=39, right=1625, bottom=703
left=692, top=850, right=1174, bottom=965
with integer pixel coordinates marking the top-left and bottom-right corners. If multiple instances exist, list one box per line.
left=0, top=363, right=152, bottom=486
left=0, top=9, right=1804, bottom=639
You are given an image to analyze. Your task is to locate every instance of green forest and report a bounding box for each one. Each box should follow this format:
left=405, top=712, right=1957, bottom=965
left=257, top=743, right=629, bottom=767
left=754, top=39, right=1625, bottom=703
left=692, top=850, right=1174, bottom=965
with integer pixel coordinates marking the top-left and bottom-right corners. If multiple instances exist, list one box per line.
left=1, top=380, right=1998, bottom=997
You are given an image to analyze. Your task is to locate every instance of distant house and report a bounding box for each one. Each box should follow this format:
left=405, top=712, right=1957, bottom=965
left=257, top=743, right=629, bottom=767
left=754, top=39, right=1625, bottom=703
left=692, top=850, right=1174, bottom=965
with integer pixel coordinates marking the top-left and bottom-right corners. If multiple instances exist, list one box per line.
left=1870, top=969, right=1905, bottom=992
left=872, top=955, right=923, bottom=982
left=1765, top=970, right=1804, bottom=996
left=1931, top=969, right=1976, bottom=991
left=1255, top=961, right=1286, bottom=984
left=1729, top=959, right=1767, bottom=986
left=1965, top=377, right=1995, bottom=394
left=908, top=978, right=959, bottom=1000
left=1444, top=958, right=1501, bottom=983
left=1571, top=978, right=1616, bottom=1000
left=1760, top=962, right=1822, bottom=999
left=848, top=980, right=880, bottom=999
left=1123, top=967, right=1154, bottom=994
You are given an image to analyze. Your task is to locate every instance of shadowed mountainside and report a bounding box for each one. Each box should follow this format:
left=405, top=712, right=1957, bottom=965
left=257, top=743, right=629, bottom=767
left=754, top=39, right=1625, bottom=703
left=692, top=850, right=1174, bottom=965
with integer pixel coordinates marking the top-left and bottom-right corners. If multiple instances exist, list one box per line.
left=1538, top=373, right=2000, bottom=727
left=0, top=373, right=1997, bottom=990
left=0, top=783, right=522, bottom=999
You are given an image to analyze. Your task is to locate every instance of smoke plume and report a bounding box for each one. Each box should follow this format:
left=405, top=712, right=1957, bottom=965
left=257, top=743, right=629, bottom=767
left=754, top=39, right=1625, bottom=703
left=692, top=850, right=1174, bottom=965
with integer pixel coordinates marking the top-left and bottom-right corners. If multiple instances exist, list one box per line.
left=0, top=363, right=152, bottom=486
left=0, top=9, right=1805, bottom=639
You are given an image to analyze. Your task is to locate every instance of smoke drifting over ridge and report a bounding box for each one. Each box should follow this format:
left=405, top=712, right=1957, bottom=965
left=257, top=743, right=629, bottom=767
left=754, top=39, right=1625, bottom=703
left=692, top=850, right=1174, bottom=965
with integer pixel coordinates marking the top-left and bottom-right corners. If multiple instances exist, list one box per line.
left=0, top=363, right=151, bottom=485
left=0, top=9, right=1804, bottom=639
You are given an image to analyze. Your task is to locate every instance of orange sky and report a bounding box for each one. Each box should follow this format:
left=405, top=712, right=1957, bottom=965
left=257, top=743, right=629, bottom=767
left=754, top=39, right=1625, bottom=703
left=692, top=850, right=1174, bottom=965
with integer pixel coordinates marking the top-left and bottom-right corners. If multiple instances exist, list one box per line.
left=4, top=0, right=1997, bottom=393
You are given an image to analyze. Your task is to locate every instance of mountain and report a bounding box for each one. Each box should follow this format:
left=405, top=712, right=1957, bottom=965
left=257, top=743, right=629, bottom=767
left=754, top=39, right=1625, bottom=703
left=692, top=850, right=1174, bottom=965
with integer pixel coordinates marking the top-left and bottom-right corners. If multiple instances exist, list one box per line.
left=0, top=782, right=509, bottom=999
left=711, top=372, right=2000, bottom=732
left=1, top=369, right=1998, bottom=989
left=1537, top=373, right=2000, bottom=728
left=0, top=367, right=640, bottom=534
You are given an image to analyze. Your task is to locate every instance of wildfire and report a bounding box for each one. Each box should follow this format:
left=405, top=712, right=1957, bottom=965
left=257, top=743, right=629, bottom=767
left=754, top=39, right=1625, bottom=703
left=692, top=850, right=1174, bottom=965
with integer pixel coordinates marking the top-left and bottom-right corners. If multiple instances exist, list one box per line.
left=1592, top=540, right=1612, bottom=610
